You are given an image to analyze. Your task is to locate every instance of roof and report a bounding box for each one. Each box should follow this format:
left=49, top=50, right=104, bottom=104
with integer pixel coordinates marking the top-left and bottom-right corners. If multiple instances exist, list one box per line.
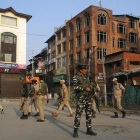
left=113, top=14, right=140, bottom=19
left=110, top=67, right=140, bottom=77
left=0, top=7, right=32, bottom=22
left=45, top=34, right=55, bottom=43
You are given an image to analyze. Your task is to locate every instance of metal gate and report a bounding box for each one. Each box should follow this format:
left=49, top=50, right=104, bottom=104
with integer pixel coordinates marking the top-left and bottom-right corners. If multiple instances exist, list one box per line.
left=0, top=74, right=21, bottom=98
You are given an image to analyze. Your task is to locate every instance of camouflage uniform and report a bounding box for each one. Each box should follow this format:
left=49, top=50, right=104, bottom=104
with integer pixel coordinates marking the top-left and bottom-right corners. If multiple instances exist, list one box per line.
left=73, top=72, right=93, bottom=128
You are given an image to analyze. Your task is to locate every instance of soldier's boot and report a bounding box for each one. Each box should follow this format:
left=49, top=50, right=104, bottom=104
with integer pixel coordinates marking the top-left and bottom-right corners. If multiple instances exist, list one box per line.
left=34, top=112, right=39, bottom=116
left=73, top=128, right=78, bottom=138
left=1, top=109, right=4, bottom=114
left=28, top=112, right=31, bottom=116
left=92, top=110, right=96, bottom=118
left=68, top=113, right=74, bottom=117
left=52, top=112, right=58, bottom=117
left=86, top=128, right=97, bottom=136
left=20, top=114, right=28, bottom=119
left=111, top=112, right=118, bottom=118
left=121, top=110, right=126, bottom=118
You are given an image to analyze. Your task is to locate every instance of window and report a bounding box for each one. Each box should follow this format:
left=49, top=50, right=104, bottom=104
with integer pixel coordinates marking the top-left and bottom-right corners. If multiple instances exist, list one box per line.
left=48, top=54, right=50, bottom=60
left=118, top=38, right=126, bottom=49
left=85, top=49, right=90, bottom=59
left=52, top=51, right=55, bottom=58
left=77, top=52, right=81, bottom=63
left=53, top=40, right=55, bottom=46
left=1, top=32, right=16, bottom=44
left=57, top=45, right=61, bottom=54
left=77, top=36, right=81, bottom=47
left=97, top=31, right=107, bottom=42
left=97, top=48, right=107, bottom=59
left=129, top=47, right=137, bottom=53
left=85, top=31, right=90, bottom=43
left=63, top=42, right=66, bottom=52
left=62, top=29, right=66, bottom=37
left=69, top=23, right=73, bottom=36
left=85, top=13, right=90, bottom=26
left=129, top=32, right=137, bottom=43
left=1, top=15, right=17, bottom=27
left=48, top=43, right=50, bottom=49
left=57, top=32, right=61, bottom=41
left=129, top=19, right=136, bottom=29
left=57, top=58, right=61, bottom=68
left=98, top=14, right=106, bottom=25
left=117, top=24, right=126, bottom=34
left=112, top=22, right=115, bottom=32
left=69, top=55, right=73, bottom=65
left=69, top=40, right=73, bottom=50
left=130, top=61, right=139, bottom=65
left=76, top=19, right=81, bottom=32
left=62, top=56, right=66, bottom=67
left=113, top=38, right=115, bottom=47
left=108, top=63, right=113, bottom=68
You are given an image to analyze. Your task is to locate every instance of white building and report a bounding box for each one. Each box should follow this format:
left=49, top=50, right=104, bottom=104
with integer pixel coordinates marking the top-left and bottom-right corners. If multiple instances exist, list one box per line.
left=0, top=7, right=32, bottom=98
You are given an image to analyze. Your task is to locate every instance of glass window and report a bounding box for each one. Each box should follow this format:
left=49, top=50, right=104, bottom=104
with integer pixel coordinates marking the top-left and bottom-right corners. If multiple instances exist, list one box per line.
left=77, top=52, right=81, bottom=63
left=57, top=32, right=61, bottom=41
left=97, top=48, right=107, bottom=59
left=62, top=29, right=66, bottom=37
left=77, top=36, right=81, bottom=47
left=85, top=31, right=90, bottom=43
left=57, top=58, right=61, bottom=68
left=85, top=13, right=90, bottom=26
left=98, top=14, right=106, bottom=25
left=76, top=19, right=81, bottom=32
left=129, top=32, right=137, bottom=43
left=97, top=31, right=107, bottom=42
left=63, top=42, right=66, bottom=52
left=1, top=32, right=16, bottom=44
left=113, top=38, right=115, bottom=47
left=85, top=49, right=90, bottom=59
left=69, top=40, right=73, bottom=50
left=129, top=19, right=137, bottom=29
left=112, top=22, right=115, bottom=32
left=57, top=45, right=61, bottom=54
left=1, top=15, right=17, bottom=27
left=69, top=23, right=73, bottom=36
left=69, top=55, right=73, bottom=65
left=62, top=56, right=66, bottom=67
left=117, top=24, right=126, bottom=34
left=118, top=38, right=126, bottom=48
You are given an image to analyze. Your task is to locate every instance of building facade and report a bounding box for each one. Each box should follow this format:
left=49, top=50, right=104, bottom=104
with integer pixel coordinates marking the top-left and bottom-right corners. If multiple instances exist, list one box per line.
left=0, top=7, right=31, bottom=98
left=66, top=5, right=140, bottom=89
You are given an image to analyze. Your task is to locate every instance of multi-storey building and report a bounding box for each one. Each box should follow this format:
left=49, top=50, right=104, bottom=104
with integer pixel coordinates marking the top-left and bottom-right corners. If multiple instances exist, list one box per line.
left=0, top=7, right=31, bottom=98
left=66, top=5, right=140, bottom=89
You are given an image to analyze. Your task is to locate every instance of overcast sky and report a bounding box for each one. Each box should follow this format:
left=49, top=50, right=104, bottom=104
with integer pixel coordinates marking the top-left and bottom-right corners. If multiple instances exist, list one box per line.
left=1, top=0, right=140, bottom=65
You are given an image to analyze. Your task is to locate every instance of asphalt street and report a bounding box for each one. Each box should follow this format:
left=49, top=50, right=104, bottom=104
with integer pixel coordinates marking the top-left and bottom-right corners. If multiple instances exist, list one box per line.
left=0, top=101, right=140, bottom=140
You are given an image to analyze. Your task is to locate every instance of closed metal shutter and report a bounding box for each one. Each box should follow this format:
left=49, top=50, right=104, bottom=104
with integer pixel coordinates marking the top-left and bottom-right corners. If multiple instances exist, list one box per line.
left=1, top=74, right=21, bottom=98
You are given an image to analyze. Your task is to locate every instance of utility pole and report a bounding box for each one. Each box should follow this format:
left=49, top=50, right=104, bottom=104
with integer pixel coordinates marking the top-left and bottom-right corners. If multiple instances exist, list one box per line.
left=101, top=42, right=107, bottom=106
left=32, top=50, right=34, bottom=77
left=67, top=52, right=71, bottom=95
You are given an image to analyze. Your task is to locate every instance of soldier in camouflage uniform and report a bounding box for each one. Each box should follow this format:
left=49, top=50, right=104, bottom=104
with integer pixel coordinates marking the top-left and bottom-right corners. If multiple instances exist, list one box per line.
left=73, top=64, right=97, bottom=138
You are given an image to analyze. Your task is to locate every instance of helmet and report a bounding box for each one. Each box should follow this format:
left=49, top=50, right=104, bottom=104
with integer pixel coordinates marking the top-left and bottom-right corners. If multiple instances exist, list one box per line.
left=77, top=64, right=88, bottom=70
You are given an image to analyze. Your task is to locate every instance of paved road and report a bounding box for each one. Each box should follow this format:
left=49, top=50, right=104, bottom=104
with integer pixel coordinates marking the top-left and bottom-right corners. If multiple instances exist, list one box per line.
left=0, top=101, right=140, bottom=140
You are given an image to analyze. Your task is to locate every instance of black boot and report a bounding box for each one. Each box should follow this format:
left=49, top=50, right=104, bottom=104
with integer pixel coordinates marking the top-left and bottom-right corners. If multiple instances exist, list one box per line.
left=111, top=112, right=118, bottom=118
left=121, top=110, right=126, bottom=118
left=34, top=112, right=39, bottom=116
left=73, top=128, right=78, bottom=138
left=28, top=112, right=31, bottom=116
left=20, top=115, right=28, bottom=119
left=86, top=128, right=97, bottom=136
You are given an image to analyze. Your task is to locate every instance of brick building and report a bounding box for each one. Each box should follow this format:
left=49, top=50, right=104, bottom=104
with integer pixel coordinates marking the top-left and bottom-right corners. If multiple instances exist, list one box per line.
left=105, top=51, right=140, bottom=90
left=66, top=5, right=140, bottom=89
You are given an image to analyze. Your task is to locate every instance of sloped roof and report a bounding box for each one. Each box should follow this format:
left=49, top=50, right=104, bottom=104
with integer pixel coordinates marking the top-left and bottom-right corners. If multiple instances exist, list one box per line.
left=0, top=7, right=32, bottom=22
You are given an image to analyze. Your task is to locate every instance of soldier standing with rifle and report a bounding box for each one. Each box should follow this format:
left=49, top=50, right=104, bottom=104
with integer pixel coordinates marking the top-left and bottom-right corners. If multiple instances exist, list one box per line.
left=19, top=76, right=28, bottom=119
left=72, top=64, right=97, bottom=138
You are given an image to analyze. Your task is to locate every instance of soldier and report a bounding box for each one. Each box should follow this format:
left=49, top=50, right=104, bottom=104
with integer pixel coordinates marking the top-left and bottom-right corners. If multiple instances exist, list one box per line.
left=73, top=64, right=97, bottom=138
left=111, top=78, right=126, bottom=118
left=91, top=81, right=100, bottom=118
left=19, top=76, right=28, bottom=119
left=28, top=79, right=39, bottom=116
left=31, top=75, right=49, bottom=122
left=52, top=80, right=73, bottom=117
left=0, top=105, right=4, bottom=114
